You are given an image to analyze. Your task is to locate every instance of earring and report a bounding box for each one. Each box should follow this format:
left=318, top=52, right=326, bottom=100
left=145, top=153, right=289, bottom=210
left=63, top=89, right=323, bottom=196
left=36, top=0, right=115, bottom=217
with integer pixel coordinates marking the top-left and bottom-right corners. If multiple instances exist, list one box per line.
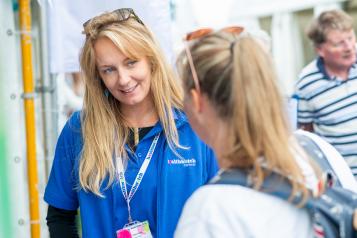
left=104, top=89, right=110, bottom=98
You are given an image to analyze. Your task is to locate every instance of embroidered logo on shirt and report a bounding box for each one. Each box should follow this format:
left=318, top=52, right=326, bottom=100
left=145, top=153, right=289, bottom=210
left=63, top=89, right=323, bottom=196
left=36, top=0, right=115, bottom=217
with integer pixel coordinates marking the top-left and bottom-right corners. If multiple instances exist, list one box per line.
left=167, top=158, right=196, bottom=167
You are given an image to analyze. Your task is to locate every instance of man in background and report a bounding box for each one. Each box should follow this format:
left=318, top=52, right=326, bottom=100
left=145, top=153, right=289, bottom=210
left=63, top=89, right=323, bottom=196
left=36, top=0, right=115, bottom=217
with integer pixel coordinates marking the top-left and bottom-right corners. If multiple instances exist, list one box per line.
left=295, top=9, right=357, bottom=177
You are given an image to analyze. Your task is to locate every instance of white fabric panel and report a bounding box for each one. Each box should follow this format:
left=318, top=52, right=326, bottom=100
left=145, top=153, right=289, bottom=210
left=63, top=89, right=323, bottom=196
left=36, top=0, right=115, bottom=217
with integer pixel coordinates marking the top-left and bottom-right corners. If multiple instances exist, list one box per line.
left=45, top=0, right=173, bottom=73
left=271, top=12, right=304, bottom=96
left=314, top=3, right=342, bottom=16
left=191, top=0, right=233, bottom=28
left=213, top=0, right=346, bottom=18
left=1, top=2, right=29, bottom=237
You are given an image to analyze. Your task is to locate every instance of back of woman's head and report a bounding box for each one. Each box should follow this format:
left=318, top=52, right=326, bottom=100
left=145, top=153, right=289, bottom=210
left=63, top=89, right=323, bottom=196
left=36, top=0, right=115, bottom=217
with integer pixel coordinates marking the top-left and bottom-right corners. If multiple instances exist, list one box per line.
left=179, top=33, right=288, bottom=163
left=178, top=32, right=310, bottom=198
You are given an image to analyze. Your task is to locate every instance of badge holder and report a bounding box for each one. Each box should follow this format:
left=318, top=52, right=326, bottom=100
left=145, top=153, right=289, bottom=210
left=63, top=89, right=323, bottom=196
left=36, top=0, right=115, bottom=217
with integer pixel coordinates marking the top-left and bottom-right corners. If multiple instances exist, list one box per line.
left=117, top=221, right=153, bottom=238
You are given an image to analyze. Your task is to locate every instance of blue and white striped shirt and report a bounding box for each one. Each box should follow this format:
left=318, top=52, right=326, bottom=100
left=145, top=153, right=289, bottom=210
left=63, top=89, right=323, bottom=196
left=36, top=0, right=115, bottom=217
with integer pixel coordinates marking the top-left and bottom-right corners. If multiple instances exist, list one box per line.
left=295, top=57, right=357, bottom=175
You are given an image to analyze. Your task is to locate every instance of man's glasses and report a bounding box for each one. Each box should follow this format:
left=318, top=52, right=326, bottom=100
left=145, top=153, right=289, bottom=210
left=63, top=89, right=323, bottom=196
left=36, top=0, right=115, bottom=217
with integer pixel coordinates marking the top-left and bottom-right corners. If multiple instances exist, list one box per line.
left=83, top=8, right=144, bottom=30
left=183, top=26, right=244, bottom=93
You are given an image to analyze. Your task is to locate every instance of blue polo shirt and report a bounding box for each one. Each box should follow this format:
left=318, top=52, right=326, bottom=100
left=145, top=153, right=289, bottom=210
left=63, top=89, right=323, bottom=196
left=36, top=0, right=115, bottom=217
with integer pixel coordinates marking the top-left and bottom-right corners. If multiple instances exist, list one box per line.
left=44, top=110, right=218, bottom=238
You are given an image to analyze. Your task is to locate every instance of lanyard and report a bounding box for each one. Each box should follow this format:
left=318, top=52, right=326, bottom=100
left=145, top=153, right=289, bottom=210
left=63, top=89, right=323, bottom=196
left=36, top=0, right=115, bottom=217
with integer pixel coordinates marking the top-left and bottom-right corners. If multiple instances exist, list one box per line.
left=116, top=133, right=160, bottom=223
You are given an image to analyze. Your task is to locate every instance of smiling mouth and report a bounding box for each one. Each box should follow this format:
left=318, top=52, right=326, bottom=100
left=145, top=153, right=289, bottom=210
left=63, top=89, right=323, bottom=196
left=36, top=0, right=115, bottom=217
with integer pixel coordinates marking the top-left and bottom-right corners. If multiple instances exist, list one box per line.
left=120, top=84, right=138, bottom=94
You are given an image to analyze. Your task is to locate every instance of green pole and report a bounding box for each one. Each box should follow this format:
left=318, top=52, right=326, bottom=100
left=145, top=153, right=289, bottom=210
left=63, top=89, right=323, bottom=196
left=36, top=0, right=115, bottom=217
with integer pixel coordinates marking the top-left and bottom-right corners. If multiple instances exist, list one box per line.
left=0, top=84, right=12, bottom=238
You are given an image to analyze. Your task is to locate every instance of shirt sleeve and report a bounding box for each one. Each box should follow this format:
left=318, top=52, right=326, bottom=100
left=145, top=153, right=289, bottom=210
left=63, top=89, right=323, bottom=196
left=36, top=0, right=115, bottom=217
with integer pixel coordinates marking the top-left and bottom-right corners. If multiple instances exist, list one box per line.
left=46, top=205, right=79, bottom=238
left=44, top=113, right=81, bottom=210
left=295, top=88, right=315, bottom=125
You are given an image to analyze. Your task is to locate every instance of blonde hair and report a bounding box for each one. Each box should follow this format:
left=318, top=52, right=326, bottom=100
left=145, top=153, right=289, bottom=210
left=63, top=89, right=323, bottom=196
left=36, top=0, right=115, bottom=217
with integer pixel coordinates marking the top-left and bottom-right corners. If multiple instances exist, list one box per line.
left=79, top=10, right=183, bottom=196
left=178, top=32, right=313, bottom=204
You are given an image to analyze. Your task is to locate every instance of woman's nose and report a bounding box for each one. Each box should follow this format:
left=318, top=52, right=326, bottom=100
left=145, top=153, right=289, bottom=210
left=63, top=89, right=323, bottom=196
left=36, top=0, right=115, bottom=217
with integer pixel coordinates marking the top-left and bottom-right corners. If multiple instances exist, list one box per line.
left=117, top=69, right=131, bottom=86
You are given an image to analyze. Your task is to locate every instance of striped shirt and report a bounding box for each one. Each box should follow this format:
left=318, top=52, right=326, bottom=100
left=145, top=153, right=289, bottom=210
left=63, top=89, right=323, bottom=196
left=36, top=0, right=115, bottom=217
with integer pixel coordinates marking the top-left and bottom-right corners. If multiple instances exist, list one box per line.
left=294, top=57, right=357, bottom=175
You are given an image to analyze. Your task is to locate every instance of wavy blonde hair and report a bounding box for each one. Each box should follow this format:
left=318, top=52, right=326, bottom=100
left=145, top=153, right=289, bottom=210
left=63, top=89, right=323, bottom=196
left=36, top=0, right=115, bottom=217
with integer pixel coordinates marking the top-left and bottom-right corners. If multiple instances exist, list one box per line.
left=178, top=32, right=316, bottom=204
left=79, top=10, right=183, bottom=196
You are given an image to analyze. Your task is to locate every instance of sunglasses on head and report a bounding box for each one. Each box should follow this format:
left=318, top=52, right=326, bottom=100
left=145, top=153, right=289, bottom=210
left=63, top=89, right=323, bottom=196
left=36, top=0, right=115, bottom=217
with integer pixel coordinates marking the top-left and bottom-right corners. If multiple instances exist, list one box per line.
left=183, top=26, right=244, bottom=93
left=185, top=26, right=244, bottom=41
left=83, top=8, right=144, bottom=29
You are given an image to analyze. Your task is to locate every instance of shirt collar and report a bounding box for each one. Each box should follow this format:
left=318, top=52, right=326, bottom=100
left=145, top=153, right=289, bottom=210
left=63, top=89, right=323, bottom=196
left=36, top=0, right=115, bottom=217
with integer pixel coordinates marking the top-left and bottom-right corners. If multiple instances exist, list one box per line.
left=316, top=57, right=331, bottom=80
left=317, top=55, right=357, bottom=80
left=144, top=108, right=188, bottom=139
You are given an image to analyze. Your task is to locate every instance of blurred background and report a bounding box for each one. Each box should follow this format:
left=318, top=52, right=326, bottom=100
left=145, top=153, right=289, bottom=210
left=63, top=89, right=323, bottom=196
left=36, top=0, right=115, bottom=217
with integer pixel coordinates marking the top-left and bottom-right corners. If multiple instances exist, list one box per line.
left=1, top=0, right=357, bottom=237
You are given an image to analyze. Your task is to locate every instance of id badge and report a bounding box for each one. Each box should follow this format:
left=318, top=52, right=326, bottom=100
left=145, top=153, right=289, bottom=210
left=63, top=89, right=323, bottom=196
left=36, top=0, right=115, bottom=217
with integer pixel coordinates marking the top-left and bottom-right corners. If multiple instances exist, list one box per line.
left=116, top=221, right=153, bottom=238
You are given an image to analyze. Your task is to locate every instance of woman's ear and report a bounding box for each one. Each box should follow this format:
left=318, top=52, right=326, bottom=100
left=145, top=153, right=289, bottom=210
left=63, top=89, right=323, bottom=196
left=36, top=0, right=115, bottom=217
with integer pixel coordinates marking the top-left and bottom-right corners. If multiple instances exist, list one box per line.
left=190, top=89, right=202, bottom=113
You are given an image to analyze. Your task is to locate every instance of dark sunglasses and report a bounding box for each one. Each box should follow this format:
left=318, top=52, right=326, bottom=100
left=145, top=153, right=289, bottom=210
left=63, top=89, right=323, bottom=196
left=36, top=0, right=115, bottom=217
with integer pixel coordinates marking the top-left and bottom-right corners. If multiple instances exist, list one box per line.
left=83, top=8, right=144, bottom=29
left=183, top=26, right=244, bottom=93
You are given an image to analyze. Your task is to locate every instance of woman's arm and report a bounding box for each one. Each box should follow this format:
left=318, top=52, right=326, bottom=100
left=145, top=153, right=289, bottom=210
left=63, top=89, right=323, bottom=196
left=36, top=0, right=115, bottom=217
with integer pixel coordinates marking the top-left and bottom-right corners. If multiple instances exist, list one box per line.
left=46, top=205, right=79, bottom=238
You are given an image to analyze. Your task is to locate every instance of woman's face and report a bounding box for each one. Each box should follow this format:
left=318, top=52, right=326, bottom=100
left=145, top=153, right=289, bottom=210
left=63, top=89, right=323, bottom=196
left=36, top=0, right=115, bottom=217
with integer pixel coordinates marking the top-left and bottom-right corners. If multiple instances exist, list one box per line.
left=94, top=37, right=152, bottom=109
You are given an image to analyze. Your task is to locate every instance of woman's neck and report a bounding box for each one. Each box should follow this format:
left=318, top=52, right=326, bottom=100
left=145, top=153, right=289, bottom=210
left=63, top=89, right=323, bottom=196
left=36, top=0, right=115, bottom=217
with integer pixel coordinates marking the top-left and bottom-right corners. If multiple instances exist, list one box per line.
left=209, top=119, right=232, bottom=165
left=120, top=100, right=159, bottom=128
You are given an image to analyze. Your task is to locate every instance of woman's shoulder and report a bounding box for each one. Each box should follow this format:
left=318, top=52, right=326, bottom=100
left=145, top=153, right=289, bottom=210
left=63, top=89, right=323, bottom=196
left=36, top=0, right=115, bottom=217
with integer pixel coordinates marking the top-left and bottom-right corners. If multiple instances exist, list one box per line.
left=185, top=184, right=310, bottom=219
left=53, top=111, right=83, bottom=166
left=180, top=184, right=312, bottom=237
left=61, top=111, right=82, bottom=133
left=173, top=108, right=188, bottom=124
left=67, top=111, right=82, bottom=128
left=172, top=109, right=192, bottom=131
left=58, top=111, right=83, bottom=143
left=172, top=109, right=211, bottom=148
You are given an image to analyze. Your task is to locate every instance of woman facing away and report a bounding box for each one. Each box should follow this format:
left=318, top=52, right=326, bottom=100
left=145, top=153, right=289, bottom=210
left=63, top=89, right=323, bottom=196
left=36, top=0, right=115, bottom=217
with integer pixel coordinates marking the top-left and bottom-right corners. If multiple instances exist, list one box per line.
left=44, top=8, right=218, bottom=238
left=174, top=28, right=319, bottom=237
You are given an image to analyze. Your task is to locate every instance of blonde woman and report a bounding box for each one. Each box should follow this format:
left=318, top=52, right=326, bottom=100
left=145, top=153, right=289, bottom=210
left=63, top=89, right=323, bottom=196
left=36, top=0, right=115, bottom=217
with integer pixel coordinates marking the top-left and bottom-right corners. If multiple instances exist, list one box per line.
left=175, top=28, right=318, bottom=237
left=44, top=9, right=217, bottom=238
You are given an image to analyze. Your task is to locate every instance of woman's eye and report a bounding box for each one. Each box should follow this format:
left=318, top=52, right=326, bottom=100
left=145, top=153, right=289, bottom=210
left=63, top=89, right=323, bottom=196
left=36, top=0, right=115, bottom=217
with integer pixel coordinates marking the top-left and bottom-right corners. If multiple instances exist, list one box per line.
left=127, top=60, right=137, bottom=67
left=102, top=67, right=115, bottom=74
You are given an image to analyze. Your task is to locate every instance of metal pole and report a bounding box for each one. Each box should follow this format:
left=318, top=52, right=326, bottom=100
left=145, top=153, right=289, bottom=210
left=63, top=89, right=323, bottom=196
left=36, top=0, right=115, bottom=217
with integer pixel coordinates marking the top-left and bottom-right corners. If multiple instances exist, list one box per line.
left=38, top=0, right=56, bottom=178
left=18, top=0, right=40, bottom=237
